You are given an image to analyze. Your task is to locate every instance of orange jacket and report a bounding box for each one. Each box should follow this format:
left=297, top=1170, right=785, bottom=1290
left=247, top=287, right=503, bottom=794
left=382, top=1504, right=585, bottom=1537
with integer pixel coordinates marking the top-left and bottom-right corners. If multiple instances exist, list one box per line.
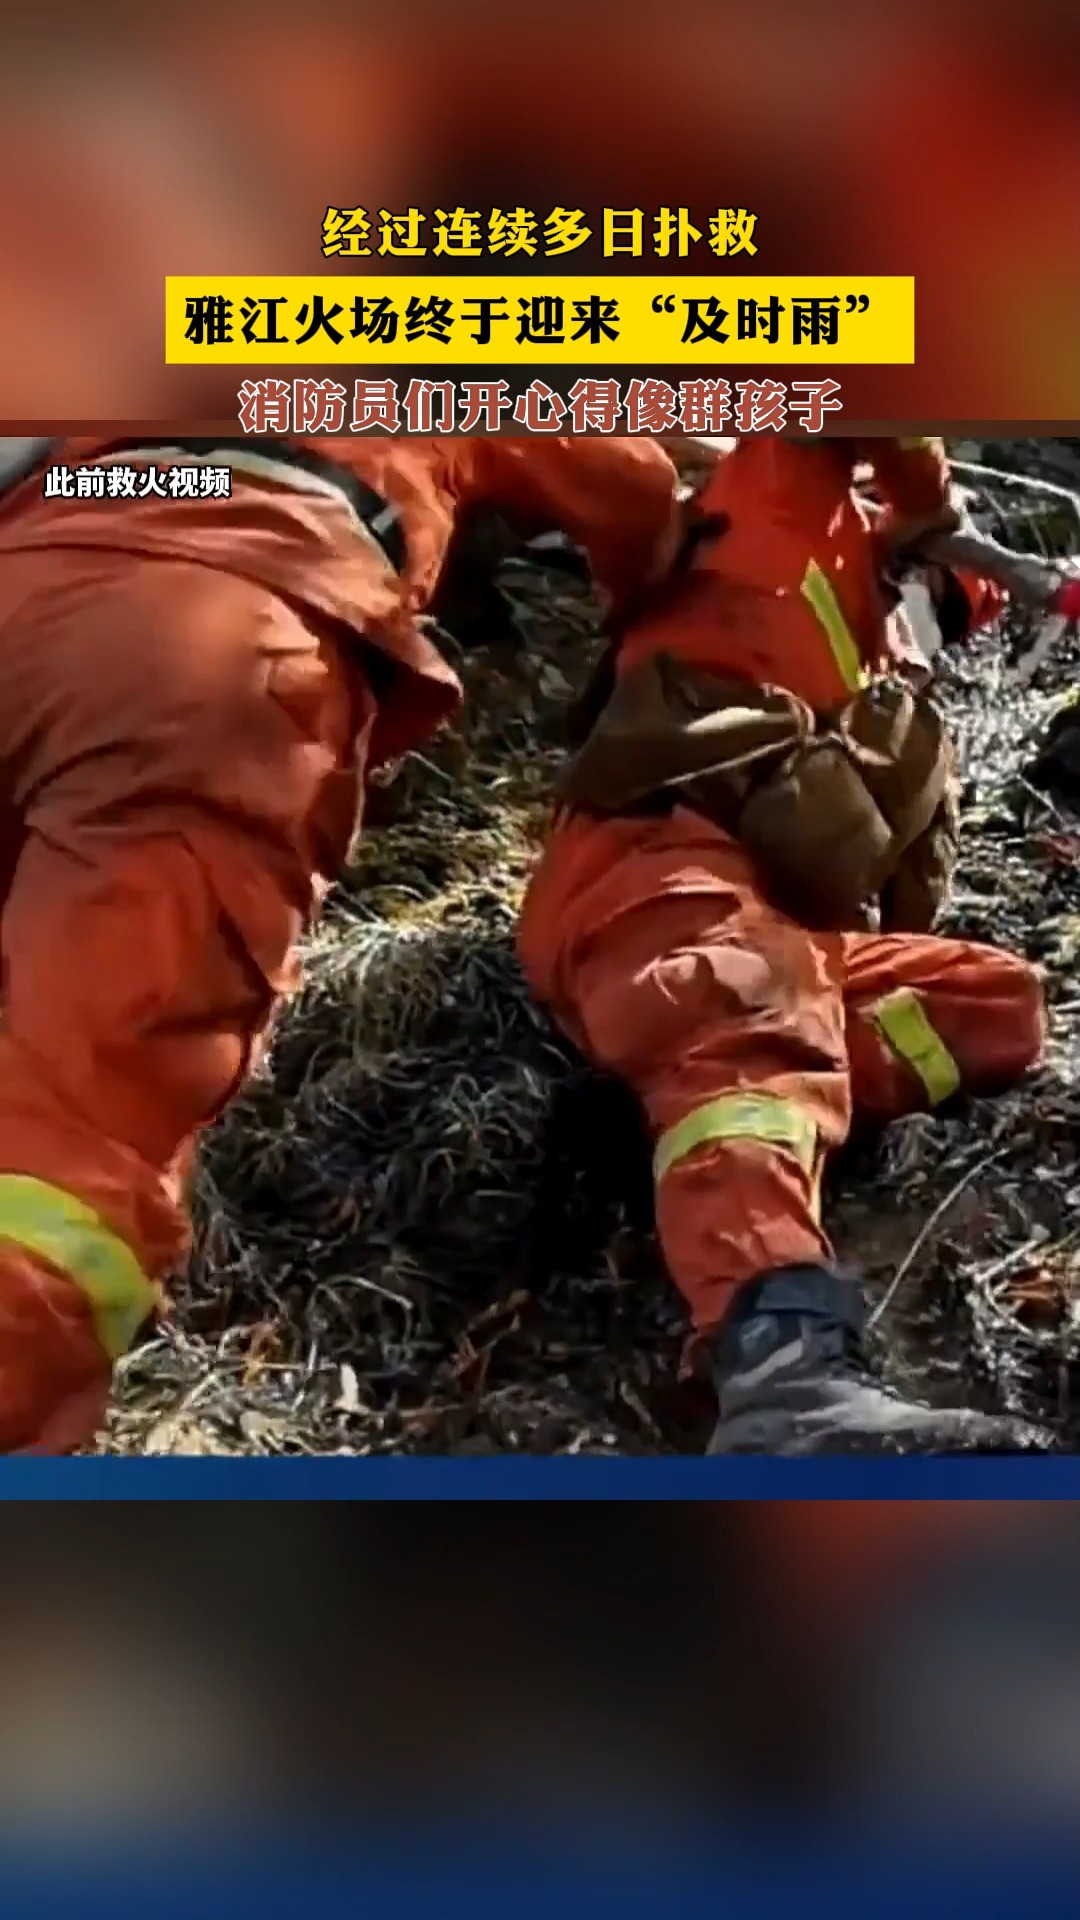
left=0, top=437, right=679, bottom=769
left=617, top=436, right=956, bottom=711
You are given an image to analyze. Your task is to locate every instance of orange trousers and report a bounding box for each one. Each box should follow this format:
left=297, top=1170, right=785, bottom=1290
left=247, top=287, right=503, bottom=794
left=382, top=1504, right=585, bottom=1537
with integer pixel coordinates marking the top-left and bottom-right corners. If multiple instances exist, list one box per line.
left=0, top=550, right=374, bottom=1452
left=517, top=812, right=1045, bottom=1339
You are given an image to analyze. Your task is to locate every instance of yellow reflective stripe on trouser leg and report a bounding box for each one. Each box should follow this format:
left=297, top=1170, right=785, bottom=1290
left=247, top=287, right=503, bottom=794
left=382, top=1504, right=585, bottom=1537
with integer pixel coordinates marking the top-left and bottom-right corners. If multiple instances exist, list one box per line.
left=0, top=1174, right=158, bottom=1358
left=654, top=1091, right=817, bottom=1184
left=868, top=988, right=961, bottom=1106
left=800, top=559, right=868, bottom=694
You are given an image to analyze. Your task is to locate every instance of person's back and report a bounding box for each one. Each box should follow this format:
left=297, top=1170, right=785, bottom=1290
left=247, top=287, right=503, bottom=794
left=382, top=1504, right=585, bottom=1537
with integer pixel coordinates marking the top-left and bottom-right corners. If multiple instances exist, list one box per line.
left=616, top=437, right=926, bottom=712
left=0, top=430, right=680, bottom=1456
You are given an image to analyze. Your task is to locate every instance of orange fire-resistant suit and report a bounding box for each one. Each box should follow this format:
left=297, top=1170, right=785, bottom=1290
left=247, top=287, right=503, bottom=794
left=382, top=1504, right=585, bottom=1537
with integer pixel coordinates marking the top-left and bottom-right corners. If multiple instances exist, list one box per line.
left=0, top=434, right=680, bottom=1452
left=517, top=436, right=1045, bottom=1345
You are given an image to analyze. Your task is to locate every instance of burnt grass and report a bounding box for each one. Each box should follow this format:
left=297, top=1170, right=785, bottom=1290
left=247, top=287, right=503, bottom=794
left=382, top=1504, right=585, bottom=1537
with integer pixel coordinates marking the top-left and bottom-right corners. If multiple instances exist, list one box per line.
left=101, top=445, right=1080, bottom=1455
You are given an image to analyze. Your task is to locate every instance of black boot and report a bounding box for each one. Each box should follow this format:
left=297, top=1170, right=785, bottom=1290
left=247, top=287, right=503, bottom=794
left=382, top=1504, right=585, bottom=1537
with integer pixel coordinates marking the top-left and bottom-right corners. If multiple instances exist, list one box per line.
left=707, top=1265, right=1052, bottom=1455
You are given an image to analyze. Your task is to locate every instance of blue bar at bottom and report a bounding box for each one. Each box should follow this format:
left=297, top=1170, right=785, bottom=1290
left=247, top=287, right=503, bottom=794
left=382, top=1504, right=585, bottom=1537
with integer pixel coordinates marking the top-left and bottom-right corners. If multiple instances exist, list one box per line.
left=0, top=1834, right=1076, bottom=1920
left=0, top=1453, right=1077, bottom=1499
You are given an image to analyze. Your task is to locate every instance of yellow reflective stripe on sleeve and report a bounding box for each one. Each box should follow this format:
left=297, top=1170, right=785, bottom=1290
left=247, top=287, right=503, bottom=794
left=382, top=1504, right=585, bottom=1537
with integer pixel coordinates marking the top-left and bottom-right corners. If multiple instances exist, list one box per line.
left=868, top=987, right=961, bottom=1107
left=0, top=1174, right=158, bottom=1359
left=654, top=1091, right=817, bottom=1184
left=800, top=559, right=867, bottom=693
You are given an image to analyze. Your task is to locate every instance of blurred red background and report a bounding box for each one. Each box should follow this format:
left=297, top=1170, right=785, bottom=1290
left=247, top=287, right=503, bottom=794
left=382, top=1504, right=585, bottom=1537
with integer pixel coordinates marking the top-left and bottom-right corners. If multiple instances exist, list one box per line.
left=2, top=0, right=1077, bottom=423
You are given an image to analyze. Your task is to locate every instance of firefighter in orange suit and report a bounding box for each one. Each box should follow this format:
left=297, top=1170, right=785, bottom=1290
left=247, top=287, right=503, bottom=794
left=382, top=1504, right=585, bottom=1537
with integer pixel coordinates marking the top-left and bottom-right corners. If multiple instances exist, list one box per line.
left=0, top=433, right=681, bottom=1454
left=517, top=436, right=1049, bottom=1454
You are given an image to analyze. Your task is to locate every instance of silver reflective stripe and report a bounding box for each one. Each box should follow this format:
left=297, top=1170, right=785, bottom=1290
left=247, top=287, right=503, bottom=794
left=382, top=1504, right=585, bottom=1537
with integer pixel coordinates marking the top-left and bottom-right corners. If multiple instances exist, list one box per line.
left=91, top=446, right=392, bottom=562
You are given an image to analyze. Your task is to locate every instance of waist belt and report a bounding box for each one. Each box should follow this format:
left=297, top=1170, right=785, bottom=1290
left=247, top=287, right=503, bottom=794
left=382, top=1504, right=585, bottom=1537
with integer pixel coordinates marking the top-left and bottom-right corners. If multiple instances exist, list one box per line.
left=20, top=436, right=407, bottom=575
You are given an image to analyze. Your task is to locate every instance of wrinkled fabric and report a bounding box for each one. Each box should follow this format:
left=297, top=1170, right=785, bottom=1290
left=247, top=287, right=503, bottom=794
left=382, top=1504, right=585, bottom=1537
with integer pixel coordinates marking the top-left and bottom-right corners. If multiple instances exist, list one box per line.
left=0, top=435, right=680, bottom=1452
left=517, top=811, right=1044, bottom=1337
left=0, top=550, right=375, bottom=1451
left=0, top=454, right=460, bottom=773
left=10, top=436, right=679, bottom=760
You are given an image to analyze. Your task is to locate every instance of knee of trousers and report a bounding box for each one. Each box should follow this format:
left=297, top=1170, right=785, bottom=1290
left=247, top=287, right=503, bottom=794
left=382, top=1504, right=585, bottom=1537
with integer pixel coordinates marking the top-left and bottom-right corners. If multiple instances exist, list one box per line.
left=856, top=954, right=1045, bottom=1109
left=983, top=956, right=1046, bottom=1081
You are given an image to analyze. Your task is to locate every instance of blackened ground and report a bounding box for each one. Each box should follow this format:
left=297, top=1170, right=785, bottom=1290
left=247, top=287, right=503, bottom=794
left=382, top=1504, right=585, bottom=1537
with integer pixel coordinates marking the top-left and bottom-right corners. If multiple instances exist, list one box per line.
left=101, top=442, right=1080, bottom=1454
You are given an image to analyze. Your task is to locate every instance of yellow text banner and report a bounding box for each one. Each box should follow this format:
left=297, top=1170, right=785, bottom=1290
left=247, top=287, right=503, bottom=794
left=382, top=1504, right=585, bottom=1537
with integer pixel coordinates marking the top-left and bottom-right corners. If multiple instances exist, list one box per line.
left=166, top=276, right=914, bottom=365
